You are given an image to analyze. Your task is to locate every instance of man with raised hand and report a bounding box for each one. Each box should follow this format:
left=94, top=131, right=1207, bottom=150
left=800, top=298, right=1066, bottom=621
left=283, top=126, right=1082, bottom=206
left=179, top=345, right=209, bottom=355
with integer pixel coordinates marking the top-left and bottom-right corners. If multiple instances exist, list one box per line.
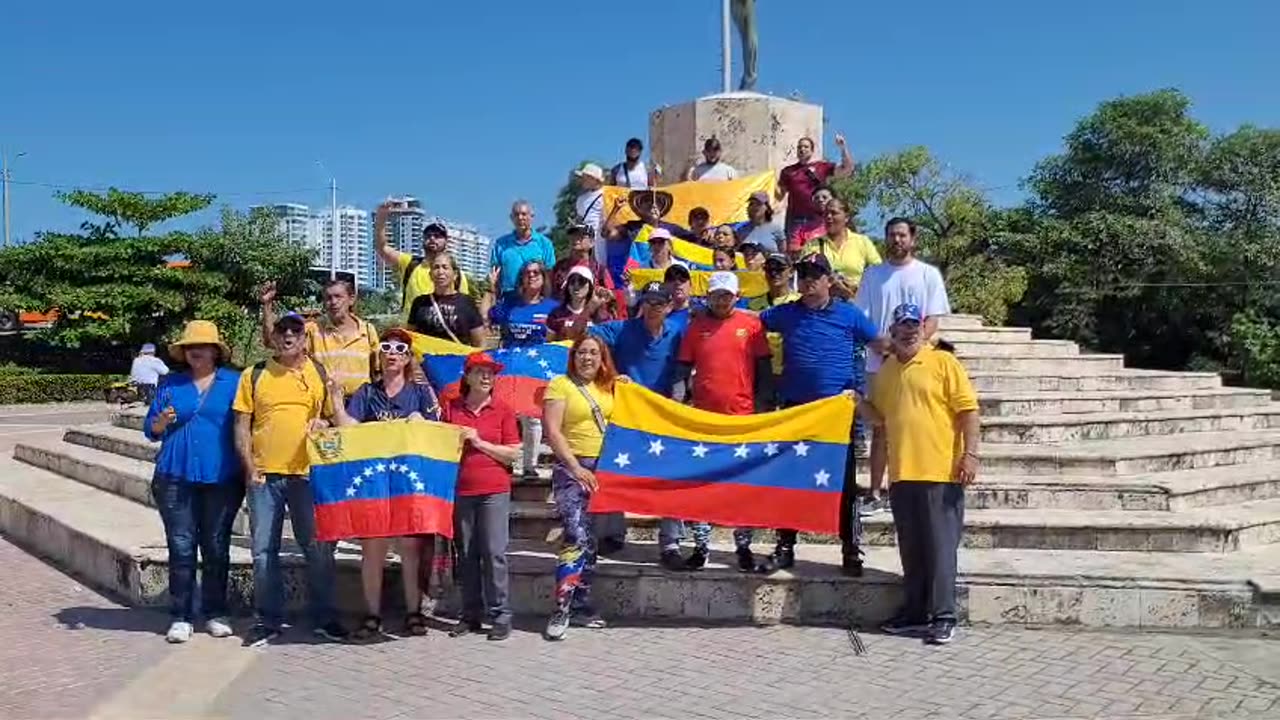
left=865, top=303, right=978, bottom=646
left=374, top=201, right=469, bottom=315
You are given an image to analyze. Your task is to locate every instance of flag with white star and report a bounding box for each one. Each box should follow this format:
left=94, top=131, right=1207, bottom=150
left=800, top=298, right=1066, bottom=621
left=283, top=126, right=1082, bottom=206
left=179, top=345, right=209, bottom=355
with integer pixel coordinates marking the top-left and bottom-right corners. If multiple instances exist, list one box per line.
left=411, top=332, right=571, bottom=416
left=591, top=382, right=855, bottom=533
left=307, top=420, right=465, bottom=542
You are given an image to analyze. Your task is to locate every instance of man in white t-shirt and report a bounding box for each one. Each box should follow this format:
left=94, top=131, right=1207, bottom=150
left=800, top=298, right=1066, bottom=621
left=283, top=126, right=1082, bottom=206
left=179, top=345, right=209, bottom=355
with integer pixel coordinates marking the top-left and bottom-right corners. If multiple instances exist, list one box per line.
left=609, top=137, right=657, bottom=189
left=854, top=216, right=951, bottom=512
left=573, top=163, right=607, bottom=261
left=687, top=137, right=738, bottom=182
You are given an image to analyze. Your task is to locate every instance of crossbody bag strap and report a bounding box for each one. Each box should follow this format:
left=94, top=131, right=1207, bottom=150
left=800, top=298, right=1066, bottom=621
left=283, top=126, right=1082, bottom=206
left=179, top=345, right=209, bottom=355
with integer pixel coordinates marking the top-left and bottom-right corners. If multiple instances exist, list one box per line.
left=571, top=377, right=608, bottom=434
left=429, top=294, right=464, bottom=345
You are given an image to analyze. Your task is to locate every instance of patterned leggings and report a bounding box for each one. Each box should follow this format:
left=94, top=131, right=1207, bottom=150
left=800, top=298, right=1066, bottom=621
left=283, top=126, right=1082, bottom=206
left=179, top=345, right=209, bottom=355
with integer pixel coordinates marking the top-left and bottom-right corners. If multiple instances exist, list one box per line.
left=552, top=457, right=598, bottom=616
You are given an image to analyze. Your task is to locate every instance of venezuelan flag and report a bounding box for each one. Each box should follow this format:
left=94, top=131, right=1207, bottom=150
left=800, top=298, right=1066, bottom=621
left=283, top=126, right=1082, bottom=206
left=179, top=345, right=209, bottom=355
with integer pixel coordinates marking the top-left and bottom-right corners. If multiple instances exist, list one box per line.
left=410, top=332, right=569, bottom=417
left=307, top=420, right=463, bottom=542
left=602, top=171, right=776, bottom=228
left=626, top=226, right=741, bottom=272
left=590, top=383, right=854, bottom=533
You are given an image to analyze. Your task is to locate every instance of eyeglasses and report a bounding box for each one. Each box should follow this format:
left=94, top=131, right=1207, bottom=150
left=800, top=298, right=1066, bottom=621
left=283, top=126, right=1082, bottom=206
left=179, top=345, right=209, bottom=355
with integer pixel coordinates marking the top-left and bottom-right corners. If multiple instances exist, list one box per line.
left=380, top=341, right=410, bottom=355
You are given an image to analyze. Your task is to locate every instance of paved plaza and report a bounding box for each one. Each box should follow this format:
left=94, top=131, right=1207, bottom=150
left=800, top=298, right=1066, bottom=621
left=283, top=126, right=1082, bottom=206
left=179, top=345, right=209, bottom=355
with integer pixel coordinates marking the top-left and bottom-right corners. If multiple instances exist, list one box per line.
left=2, top=537, right=1278, bottom=720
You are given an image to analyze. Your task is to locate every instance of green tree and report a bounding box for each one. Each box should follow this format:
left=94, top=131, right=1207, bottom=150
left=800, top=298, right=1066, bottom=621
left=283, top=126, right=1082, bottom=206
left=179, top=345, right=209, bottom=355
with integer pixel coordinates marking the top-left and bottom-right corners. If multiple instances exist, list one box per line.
left=56, top=188, right=216, bottom=237
left=356, top=288, right=402, bottom=320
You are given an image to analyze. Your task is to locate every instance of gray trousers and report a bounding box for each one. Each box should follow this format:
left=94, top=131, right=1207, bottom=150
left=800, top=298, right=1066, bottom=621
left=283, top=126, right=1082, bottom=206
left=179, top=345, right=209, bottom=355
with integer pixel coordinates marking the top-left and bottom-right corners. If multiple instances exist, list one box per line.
left=889, top=481, right=964, bottom=622
left=453, top=492, right=511, bottom=625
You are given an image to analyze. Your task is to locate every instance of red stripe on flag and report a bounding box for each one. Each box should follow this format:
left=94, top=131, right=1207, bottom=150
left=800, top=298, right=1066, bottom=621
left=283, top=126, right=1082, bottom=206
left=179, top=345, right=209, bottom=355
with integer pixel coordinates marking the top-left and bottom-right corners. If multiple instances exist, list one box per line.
left=589, top=474, right=841, bottom=534
left=438, top=375, right=549, bottom=418
left=314, top=495, right=454, bottom=542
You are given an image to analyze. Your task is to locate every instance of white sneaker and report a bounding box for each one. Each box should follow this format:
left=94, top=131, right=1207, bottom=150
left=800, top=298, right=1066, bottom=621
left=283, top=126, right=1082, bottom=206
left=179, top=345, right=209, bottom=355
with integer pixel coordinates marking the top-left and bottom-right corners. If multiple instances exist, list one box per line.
left=166, top=621, right=193, bottom=644
left=206, top=617, right=234, bottom=638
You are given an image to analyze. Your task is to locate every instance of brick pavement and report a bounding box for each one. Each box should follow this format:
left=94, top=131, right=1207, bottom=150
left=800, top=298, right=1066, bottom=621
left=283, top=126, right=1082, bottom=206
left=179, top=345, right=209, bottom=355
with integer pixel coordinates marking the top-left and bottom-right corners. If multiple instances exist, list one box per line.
left=3, top=534, right=1280, bottom=719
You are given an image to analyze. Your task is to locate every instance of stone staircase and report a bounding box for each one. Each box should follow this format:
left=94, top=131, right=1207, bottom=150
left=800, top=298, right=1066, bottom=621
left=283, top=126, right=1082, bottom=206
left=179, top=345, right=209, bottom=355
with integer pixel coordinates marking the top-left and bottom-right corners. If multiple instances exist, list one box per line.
left=3, top=314, right=1280, bottom=629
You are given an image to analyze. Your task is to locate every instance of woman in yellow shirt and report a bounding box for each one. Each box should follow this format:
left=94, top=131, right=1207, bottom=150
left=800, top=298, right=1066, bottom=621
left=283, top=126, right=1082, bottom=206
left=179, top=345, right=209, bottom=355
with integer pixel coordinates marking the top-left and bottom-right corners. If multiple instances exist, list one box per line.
left=541, top=335, right=619, bottom=641
left=799, top=197, right=882, bottom=299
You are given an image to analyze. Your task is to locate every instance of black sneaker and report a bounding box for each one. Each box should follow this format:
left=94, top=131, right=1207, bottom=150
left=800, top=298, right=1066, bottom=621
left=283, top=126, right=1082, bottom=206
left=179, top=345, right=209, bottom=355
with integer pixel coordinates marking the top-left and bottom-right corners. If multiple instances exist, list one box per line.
left=880, top=614, right=930, bottom=636
left=684, top=548, right=708, bottom=571
left=242, top=623, right=281, bottom=648
left=660, top=549, right=686, bottom=571
left=487, top=622, right=512, bottom=641
left=772, top=545, right=795, bottom=570
left=449, top=620, right=483, bottom=638
left=842, top=547, right=864, bottom=577
left=314, top=621, right=349, bottom=642
left=926, top=619, right=956, bottom=645
left=735, top=547, right=755, bottom=573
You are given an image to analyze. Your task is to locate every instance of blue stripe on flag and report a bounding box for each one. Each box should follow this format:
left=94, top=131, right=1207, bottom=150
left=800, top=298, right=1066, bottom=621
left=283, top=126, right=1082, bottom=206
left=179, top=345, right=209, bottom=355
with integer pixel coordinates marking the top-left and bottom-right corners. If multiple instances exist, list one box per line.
left=311, top=454, right=457, bottom=506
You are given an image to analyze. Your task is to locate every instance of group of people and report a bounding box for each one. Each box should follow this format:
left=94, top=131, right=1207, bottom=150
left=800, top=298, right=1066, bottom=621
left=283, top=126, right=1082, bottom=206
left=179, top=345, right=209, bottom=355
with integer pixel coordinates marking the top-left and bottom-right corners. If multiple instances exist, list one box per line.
left=139, top=132, right=980, bottom=650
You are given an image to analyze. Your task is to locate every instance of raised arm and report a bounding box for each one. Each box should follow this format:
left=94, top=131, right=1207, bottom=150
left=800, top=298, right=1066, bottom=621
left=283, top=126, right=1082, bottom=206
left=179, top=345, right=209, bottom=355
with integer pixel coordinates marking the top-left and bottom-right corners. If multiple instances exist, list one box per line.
left=602, top=194, right=630, bottom=240
left=258, top=281, right=278, bottom=350
left=374, top=201, right=403, bottom=268
left=833, top=133, right=855, bottom=178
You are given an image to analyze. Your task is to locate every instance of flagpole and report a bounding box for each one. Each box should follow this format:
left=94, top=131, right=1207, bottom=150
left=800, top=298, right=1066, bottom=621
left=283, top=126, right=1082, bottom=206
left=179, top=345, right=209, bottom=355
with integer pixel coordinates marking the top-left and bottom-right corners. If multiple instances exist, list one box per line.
left=721, top=0, right=732, bottom=93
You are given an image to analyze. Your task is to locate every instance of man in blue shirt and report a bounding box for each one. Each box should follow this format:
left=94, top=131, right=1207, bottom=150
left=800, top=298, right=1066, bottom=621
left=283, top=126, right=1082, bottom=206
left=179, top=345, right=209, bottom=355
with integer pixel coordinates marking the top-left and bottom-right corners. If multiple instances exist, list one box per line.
left=489, top=200, right=557, bottom=295
left=589, top=281, right=691, bottom=569
left=759, top=252, right=879, bottom=577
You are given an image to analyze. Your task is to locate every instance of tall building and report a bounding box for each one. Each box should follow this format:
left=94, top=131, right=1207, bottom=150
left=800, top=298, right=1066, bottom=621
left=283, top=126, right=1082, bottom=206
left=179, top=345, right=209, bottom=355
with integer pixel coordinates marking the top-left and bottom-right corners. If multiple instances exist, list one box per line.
left=378, top=196, right=427, bottom=290
left=252, top=202, right=319, bottom=249
left=315, top=206, right=373, bottom=288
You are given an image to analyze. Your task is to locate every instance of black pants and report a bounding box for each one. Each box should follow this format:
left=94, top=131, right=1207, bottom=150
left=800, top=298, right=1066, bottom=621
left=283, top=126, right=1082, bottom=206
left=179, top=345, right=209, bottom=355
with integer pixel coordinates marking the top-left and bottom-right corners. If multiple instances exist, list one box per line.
left=890, top=481, right=965, bottom=622
left=777, top=420, right=861, bottom=554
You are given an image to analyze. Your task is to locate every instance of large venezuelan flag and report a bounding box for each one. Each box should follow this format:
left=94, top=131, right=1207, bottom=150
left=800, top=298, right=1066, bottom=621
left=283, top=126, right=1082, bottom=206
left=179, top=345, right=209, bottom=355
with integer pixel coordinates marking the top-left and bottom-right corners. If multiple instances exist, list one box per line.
left=307, top=420, right=463, bottom=542
left=591, top=383, right=855, bottom=533
left=410, top=332, right=569, bottom=417
left=602, top=171, right=775, bottom=228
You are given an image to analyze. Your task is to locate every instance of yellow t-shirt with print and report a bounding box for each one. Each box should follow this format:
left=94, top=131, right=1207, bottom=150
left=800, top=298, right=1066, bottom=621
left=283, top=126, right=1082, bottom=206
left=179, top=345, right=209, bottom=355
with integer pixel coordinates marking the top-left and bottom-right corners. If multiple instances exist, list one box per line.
left=747, top=291, right=800, bottom=376
left=544, top=374, right=615, bottom=458
left=800, top=232, right=883, bottom=286
left=305, top=317, right=379, bottom=395
left=869, top=347, right=978, bottom=483
left=232, top=359, right=329, bottom=475
left=396, top=253, right=471, bottom=318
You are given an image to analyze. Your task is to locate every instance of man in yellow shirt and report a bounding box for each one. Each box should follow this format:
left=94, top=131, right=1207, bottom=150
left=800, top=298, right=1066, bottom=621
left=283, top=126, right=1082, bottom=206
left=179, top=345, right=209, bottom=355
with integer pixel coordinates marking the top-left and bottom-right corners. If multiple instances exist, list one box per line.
left=866, top=303, right=979, bottom=647
left=374, top=201, right=470, bottom=317
left=234, top=311, right=347, bottom=647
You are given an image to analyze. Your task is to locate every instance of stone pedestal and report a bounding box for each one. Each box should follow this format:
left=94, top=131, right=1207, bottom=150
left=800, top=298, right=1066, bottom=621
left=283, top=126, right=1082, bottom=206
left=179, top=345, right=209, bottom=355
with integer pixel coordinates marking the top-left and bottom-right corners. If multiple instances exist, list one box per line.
left=649, top=92, right=824, bottom=182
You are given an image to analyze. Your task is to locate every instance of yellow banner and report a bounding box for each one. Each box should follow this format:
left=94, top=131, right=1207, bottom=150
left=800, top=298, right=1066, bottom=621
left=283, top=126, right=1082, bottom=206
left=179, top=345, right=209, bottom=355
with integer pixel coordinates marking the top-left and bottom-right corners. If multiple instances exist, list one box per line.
left=629, top=269, right=768, bottom=299
left=603, top=171, right=775, bottom=228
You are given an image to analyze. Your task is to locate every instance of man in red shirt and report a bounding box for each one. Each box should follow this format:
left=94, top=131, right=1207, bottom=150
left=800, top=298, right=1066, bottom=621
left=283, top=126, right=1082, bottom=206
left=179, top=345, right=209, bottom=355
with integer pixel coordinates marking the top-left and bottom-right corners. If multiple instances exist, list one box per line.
left=776, top=134, right=855, bottom=252
left=674, top=271, right=772, bottom=570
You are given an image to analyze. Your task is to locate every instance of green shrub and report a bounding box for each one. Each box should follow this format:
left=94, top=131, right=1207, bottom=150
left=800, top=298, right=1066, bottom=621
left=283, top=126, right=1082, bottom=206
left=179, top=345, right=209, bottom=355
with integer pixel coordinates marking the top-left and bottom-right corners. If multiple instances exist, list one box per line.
left=0, top=363, right=40, bottom=377
left=0, top=374, right=125, bottom=404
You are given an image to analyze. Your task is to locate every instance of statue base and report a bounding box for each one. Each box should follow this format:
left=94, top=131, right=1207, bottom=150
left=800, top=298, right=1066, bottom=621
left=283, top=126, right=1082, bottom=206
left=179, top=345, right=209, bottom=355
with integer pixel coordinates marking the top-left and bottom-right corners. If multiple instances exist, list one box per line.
left=649, top=92, right=824, bottom=182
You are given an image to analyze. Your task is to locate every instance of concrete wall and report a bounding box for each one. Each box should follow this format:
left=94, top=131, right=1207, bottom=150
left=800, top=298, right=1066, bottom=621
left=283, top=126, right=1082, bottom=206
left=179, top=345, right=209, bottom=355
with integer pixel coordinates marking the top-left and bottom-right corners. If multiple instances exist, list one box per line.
left=649, top=92, right=823, bottom=182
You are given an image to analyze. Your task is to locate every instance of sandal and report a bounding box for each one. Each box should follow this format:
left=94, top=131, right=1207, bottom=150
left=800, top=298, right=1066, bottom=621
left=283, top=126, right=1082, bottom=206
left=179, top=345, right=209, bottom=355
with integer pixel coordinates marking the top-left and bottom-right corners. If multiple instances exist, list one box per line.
left=405, top=611, right=429, bottom=636
left=351, top=614, right=382, bottom=642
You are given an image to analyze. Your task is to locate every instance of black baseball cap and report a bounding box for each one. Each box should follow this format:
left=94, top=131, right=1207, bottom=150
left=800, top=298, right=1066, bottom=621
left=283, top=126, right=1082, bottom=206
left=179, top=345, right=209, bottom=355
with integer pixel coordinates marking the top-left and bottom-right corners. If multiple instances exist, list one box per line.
left=626, top=137, right=643, bottom=150
left=704, top=137, right=722, bottom=151
left=738, top=242, right=765, bottom=257
left=663, top=264, right=692, bottom=283
left=639, top=281, right=672, bottom=303
left=795, top=252, right=833, bottom=276
left=423, top=222, right=448, bottom=239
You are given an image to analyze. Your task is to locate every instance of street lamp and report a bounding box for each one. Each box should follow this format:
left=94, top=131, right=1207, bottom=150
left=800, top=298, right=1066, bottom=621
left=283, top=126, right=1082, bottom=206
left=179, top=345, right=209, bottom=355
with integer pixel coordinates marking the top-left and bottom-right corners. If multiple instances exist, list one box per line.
left=2, top=150, right=27, bottom=248
left=315, top=160, right=337, bottom=281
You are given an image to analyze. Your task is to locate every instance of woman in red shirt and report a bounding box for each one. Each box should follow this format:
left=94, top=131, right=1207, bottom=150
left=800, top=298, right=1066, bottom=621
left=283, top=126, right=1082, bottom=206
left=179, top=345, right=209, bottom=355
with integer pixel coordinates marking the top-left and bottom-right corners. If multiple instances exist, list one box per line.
left=443, top=352, right=520, bottom=641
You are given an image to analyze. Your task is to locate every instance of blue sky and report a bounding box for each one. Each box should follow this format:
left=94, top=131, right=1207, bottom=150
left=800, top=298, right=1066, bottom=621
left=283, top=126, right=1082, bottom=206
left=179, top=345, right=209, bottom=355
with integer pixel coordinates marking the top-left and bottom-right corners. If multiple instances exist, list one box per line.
left=3, top=0, right=1277, bottom=243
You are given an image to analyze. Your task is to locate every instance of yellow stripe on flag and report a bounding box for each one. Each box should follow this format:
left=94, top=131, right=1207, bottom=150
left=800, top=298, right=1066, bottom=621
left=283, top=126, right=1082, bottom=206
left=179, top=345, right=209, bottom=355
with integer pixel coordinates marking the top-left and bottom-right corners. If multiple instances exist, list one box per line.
left=603, top=172, right=776, bottom=228
left=307, top=419, right=464, bottom=468
left=629, top=269, right=768, bottom=298
left=609, top=382, right=854, bottom=445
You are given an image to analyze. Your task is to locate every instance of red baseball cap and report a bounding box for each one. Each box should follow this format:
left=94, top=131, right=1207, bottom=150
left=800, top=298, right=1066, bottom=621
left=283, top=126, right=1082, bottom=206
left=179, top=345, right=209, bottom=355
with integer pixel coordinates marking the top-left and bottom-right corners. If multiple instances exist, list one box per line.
left=463, top=352, right=505, bottom=374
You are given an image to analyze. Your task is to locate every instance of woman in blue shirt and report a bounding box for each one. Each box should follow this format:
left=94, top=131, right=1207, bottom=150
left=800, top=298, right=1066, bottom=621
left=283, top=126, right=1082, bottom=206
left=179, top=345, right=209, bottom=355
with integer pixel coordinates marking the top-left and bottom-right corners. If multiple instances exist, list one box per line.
left=483, top=259, right=558, bottom=348
left=143, top=320, right=243, bottom=644
left=328, top=327, right=442, bottom=641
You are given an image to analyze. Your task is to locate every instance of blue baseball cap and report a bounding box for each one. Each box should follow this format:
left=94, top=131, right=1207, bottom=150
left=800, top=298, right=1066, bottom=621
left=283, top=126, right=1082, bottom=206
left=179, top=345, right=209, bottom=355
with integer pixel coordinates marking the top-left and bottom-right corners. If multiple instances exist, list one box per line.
left=893, top=303, right=924, bottom=324
left=140, top=343, right=156, bottom=354
left=274, top=311, right=307, bottom=330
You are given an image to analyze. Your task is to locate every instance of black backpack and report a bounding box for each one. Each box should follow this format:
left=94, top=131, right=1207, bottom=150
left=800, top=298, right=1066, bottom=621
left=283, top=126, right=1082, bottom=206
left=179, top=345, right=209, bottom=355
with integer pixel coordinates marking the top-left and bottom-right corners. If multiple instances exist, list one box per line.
left=402, top=256, right=425, bottom=310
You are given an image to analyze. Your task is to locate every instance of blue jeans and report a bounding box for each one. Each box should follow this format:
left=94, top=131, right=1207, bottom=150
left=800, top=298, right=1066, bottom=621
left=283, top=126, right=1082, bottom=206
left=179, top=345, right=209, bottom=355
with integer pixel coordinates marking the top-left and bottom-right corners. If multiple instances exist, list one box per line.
left=151, top=476, right=245, bottom=622
left=247, top=474, right=337, bottom=629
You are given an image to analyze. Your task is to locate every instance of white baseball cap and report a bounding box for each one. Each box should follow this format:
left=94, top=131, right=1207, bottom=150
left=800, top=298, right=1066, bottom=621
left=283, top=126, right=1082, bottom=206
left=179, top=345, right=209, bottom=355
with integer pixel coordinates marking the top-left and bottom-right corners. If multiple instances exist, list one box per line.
left=707, top=271, right=739, bottom=296
left=574, top=163, right=606, bottom=183
left=561, top=264, right=595, bottom=288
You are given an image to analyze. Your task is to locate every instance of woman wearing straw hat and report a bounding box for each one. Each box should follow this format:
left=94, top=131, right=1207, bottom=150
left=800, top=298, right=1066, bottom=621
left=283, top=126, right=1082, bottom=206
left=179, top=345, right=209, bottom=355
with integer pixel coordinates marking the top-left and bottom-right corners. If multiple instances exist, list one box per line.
left=143, top=320, right=244, bottom=644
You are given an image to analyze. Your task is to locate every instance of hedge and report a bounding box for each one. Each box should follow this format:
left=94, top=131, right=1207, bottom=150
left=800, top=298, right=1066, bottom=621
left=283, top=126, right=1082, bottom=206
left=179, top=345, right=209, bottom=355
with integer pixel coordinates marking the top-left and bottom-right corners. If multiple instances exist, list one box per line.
left=0, top=374, right=125, bottom=404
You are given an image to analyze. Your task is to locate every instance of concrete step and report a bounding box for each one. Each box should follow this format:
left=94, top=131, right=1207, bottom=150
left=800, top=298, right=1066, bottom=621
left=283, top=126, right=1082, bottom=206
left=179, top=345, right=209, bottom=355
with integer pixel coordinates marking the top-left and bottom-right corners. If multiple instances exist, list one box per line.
left=960, top=354, right=1125, bottom=374
left=937, top=327, right=1033, bottom=343
left=111, top=410, right=145, bottom=432
left=66, top=423, right=157, bottom=462
left=5, top=455, right=1274, bottom=628
left=968, top=370, right=1223, bottom=394
left=952, top=340, right=1079, bottom=358
left=981, top=429, right=1280, bottom=477
left=979, top=388, right=1273, bottom=417
left=509, top=496, right=1280, bottom=553
left=937, top=314, right=984, bottom=329
left=980, top=405, right=1280, bottom=443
